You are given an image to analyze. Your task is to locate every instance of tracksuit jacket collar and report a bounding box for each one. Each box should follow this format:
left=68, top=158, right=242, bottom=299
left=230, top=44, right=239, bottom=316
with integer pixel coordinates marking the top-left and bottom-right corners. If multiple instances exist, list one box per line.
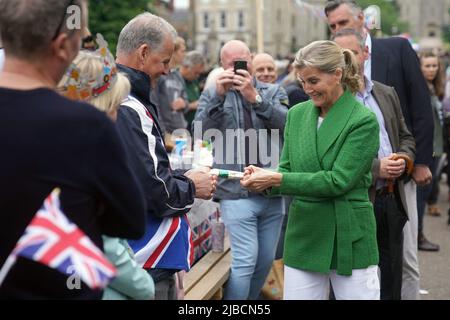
left=117, top=64, right=160, bottom=127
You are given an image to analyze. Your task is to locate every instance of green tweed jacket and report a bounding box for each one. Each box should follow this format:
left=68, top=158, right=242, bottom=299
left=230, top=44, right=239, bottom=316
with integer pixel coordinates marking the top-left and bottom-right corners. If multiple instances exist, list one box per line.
left=270, top=90, right=380, bottom=276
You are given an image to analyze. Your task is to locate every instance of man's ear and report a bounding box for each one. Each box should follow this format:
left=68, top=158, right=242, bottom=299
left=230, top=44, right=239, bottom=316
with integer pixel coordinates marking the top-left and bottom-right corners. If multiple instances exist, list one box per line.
left=138, top=44, right=150, bottom=65
left=357, top=11, right=365, bottom=28
left=52, top=33, right=79, bottom=63
left=363, top=45, right=369, bottom=61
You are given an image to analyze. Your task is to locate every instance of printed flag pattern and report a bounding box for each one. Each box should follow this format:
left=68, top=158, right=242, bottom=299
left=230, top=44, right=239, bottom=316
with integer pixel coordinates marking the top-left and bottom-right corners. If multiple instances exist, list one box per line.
left=4, top=189, right=116, bottom=289
left=131, top=215, right=194, bottom=271
left=191, top=217, right=212, bottom=263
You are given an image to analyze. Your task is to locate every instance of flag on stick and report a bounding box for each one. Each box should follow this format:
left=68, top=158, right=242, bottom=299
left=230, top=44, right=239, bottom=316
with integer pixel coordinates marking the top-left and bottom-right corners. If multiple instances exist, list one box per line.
left=0, top=188, right=116, bottom=289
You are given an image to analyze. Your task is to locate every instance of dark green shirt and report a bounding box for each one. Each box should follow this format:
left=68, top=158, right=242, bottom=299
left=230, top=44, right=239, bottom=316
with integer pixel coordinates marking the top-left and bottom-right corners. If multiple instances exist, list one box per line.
left=185, top=79, right=201, bottom=129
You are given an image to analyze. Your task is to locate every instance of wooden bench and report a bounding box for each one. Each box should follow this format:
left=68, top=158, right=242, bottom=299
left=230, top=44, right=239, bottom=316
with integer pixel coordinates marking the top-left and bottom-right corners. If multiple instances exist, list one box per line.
left=184, top=236, right=231, bottom=300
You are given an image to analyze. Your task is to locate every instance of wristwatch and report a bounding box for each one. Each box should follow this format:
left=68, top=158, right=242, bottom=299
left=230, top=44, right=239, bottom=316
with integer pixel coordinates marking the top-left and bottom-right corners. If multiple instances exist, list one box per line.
left=254, top=93, right=263, bottom=105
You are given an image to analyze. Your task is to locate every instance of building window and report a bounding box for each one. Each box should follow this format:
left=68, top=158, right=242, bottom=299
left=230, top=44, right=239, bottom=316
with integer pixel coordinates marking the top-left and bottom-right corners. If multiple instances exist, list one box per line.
left=238, top=11, right=245, bottom=28
left=291, top=15, right=296, bottom=28
left=277, top=9, right=282, bottom=24
left=220, top=11, right=227, bottom=28
left=428, top=23, right=437, bottom=37
left=291, top=36, right=298, bottom=53
left=203, top=12, right=210, bottom=29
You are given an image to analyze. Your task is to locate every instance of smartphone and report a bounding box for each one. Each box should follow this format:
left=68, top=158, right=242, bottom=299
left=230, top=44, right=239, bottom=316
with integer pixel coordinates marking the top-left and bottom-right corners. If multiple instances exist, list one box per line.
left=234, top=60, right=248, bottom=73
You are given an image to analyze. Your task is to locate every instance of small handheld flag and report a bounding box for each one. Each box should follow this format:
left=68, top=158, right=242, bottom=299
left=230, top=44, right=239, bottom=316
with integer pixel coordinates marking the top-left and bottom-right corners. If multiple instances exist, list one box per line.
left=0, top=188, right=116, bottom=290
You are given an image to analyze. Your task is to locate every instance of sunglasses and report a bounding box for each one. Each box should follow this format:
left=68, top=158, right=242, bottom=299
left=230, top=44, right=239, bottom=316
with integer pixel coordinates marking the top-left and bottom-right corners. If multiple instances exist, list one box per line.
left=52, top=0, right=76, bottom=41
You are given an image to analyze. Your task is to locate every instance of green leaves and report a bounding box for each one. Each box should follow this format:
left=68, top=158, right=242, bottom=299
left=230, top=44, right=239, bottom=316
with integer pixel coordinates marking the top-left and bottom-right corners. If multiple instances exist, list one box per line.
left=88, top=0, right=153, bottom=55
left=357, top=0, right=408, bottom=36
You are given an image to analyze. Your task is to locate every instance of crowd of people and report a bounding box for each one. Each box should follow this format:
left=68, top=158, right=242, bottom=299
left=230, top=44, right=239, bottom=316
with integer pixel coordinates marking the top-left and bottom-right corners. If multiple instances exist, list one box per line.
left=0, top=0, right=449, bottom=300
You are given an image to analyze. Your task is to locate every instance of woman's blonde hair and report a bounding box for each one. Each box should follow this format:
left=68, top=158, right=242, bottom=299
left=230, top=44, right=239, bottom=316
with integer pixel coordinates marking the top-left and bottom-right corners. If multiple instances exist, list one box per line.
left=294, top=40, right=360, bottom=94
left=174, top=36, right=186, bottom=52
left=59, top=50, right=130, bottom=117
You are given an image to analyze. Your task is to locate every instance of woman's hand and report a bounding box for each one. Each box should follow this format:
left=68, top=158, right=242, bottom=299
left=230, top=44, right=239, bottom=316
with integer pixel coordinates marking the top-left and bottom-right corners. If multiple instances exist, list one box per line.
left=240, top=165, right=282, bottom=193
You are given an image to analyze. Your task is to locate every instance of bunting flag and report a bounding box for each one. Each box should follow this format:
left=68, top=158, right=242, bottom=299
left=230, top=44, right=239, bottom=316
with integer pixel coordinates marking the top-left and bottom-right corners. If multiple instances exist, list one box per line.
left=293, top=0, right=327, bottom=20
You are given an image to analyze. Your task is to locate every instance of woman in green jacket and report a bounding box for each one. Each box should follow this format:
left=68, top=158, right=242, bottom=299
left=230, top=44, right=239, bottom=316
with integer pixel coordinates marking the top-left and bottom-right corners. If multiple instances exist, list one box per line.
left=241, top=40, right=380, bottom=300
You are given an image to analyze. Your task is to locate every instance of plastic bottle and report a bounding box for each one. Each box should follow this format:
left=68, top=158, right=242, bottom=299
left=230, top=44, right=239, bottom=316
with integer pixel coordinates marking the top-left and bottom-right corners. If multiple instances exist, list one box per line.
left=210, top=169, right=244, bottom=180
left=211, top=209, right=225, bottom=252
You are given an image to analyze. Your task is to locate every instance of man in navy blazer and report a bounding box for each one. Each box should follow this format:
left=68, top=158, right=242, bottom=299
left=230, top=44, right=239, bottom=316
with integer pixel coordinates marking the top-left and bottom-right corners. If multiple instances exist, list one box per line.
left=325, top=0, right=434, bottom=300
left=371, top=38, right=434, bottom=171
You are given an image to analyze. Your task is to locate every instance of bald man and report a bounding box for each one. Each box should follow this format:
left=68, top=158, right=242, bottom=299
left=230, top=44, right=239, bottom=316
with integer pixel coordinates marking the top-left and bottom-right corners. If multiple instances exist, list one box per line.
left=194, top=40, right=288, bottom=300
left=253, top=53, right=277, bottom=84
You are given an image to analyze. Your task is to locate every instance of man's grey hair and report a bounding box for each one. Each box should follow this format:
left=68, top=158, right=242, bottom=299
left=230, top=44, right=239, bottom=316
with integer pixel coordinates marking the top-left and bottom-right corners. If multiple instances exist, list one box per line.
left=117, top=12, right=178, bottom=56
left=331, top=28, right=366, bottom=49
left=324, top=0, right=362, bottom=17
left=182, top=51, right=206, bottom=68
left=0, top=0, right=84, bottom=59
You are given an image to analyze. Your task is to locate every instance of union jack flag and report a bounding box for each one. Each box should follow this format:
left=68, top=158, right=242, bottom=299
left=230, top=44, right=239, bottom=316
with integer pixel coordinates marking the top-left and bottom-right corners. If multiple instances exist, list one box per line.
left=130, top=215, right=194, bottom=271
left=0, top=188, right=116, bottom=289
left=192, top=218, right=212, bottom=263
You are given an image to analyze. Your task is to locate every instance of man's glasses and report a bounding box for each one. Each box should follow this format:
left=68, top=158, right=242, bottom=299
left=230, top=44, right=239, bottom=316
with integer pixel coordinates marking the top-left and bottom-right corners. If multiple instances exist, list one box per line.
left=52, top=0, right=76, bottom=41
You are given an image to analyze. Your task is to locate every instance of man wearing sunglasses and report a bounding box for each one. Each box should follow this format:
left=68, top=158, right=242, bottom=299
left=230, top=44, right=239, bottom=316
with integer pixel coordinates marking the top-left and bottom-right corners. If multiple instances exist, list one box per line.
left=0, top=0, right=146, bottom=299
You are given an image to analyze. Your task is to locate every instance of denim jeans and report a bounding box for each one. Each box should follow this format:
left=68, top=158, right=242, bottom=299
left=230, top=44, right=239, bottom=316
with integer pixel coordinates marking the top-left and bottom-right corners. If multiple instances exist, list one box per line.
left=220, top=193, right=283, bottom=300
left=275, top=197, right=292, bottom=260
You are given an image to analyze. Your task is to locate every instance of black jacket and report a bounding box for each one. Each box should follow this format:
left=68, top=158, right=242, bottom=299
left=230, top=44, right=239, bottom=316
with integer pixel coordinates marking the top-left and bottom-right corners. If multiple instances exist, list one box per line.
left=372, top=37, right=434, bottom=166
left=116, top=64, right=195, bottom=220
left=284, top=80, right=310, bottom=108
left=0, top=88, right=146, bottom=299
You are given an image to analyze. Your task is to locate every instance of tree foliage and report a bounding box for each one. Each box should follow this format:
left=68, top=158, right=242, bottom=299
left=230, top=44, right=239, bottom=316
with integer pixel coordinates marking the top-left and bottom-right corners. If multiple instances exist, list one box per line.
left=88, top=0, right=153, bottom=54
left=357, top=0, right=408, bottom=36
left=443, top=7, right=450, bottom=45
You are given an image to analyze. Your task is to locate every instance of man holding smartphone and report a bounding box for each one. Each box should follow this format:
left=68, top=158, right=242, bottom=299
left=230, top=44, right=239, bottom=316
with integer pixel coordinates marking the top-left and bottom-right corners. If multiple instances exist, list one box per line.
left=215, top=55, right=262, bottom=106
left=194, top=40, right=289, bottom=300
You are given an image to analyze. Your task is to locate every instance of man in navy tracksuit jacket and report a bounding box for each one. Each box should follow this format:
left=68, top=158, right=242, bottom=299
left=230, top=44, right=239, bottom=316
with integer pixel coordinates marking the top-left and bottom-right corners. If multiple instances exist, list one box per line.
left=115, top=13, right=216, bottom=299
